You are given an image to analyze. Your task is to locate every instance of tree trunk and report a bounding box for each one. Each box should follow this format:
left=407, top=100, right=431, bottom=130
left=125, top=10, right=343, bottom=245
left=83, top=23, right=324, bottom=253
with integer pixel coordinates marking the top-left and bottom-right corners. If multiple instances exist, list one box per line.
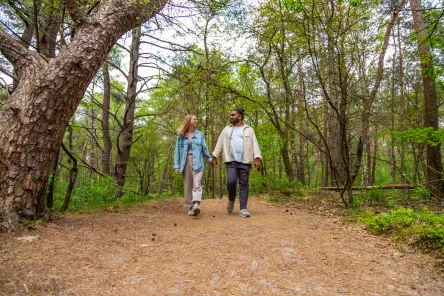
left=359, top=0, right=405, bottom=186
left=297, top=58, right=306, bottom=185
left=158, top=141, right=173, bottom=195
left=398, top=22, right=406, bottom=189
left=101, top=63, right=112, bottom=175
left=410, top=0, right=444, bottom=198
left=60, top=143, right=78, bottom=212
left=0, top=0, right=167, bottom=223
left=114, top=26, right=141, bottom=198
left=370, top=129, right=378, bottom=186
left=45, top=149, right=60, bottom=209
left=391, top=50, right=397, bottom=184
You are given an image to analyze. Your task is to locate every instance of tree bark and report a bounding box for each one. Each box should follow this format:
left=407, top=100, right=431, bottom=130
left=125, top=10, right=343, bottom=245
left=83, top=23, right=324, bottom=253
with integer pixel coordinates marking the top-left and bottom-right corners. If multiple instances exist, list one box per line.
left=101, top=63, right=112, bottom=175
left=398, top=22, right=406, bottom=189
left=297, top=58, right=306, bottom=185
left=410, top=0, right=444, bottom=198
left=115, top=26, right=142, bottom=198
left=0, top=0, right=167, bottom=223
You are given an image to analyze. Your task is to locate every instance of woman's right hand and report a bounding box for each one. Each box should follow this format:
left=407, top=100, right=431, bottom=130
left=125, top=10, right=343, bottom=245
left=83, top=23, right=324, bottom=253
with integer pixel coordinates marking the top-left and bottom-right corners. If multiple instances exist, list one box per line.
left=175, top=169, right=179, bottom=175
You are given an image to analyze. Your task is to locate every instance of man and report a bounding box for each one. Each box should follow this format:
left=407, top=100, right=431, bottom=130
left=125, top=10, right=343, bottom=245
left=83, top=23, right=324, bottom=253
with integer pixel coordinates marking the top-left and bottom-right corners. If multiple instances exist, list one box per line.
left=211, top=109, right=262, bottom=218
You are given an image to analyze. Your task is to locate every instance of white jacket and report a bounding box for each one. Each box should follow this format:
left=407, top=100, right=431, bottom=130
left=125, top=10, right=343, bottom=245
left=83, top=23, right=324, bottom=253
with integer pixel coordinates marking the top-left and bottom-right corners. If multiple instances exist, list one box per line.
left=212, top=124, right=262, bottom=164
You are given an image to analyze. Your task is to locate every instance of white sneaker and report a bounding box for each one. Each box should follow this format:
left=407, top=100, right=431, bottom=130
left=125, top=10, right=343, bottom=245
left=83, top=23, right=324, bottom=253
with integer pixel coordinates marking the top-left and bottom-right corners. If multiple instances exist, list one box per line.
left=239, top=208, right=250, bottom=218
left=188, top=203, right=200, bottom=216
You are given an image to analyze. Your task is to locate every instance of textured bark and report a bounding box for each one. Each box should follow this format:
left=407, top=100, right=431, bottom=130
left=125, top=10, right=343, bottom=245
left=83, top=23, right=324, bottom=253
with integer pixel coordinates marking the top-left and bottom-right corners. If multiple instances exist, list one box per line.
left=391, top=50, right=397, bottom=184
left=410, top=0, right=444, bottom=198
left=276, top=29, right=296, bottom=181
left=397, top=22, right=406, bottom=188
left=0, top=0, right=167, bottom=221
left=101, top=63, right=112, bottom=175
left=115, top=27, right=141, bottom=197
left=297, top=58, right=306, bottom=185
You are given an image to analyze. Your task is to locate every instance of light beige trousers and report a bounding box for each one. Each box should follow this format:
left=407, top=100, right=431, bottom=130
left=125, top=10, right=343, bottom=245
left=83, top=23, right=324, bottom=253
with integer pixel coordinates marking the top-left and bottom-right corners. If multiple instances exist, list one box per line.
left=183, top=155, right=204, bottom=207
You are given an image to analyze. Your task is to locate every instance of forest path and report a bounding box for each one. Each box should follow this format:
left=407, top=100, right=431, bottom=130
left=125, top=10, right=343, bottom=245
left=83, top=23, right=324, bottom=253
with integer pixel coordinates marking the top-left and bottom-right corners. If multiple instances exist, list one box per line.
left=1, top=197, right=443, bottom=295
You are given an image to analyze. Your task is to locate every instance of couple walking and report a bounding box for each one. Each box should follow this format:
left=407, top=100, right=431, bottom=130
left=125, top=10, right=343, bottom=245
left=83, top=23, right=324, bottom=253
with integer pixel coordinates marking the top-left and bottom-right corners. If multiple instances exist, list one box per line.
left=174, top=109, right=262, bottom=218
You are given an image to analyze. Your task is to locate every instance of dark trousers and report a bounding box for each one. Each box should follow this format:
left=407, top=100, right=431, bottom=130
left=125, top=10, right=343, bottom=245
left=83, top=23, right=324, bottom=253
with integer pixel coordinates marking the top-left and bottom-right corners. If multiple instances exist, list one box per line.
left=226, top=162, right=252, bottom=209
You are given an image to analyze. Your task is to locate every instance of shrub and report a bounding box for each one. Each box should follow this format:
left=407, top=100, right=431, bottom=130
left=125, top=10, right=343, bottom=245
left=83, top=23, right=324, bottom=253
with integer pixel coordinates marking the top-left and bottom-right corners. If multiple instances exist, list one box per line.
left=353, top=206, right=444, bottom=252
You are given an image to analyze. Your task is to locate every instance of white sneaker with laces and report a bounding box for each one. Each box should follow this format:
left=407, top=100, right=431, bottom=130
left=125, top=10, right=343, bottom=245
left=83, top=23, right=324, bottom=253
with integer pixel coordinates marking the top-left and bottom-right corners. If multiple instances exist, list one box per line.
left=239, top=208, right=250, bottom=218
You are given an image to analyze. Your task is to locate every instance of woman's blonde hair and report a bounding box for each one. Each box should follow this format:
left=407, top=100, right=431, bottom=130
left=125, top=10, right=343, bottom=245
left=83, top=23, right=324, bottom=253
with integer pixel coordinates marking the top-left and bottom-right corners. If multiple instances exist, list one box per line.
left=177, top=114, right=196, bottom=136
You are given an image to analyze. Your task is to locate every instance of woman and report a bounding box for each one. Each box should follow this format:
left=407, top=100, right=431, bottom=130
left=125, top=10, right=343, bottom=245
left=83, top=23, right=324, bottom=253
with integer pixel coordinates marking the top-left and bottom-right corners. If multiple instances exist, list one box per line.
left=174, top=115, right=213, bottom=216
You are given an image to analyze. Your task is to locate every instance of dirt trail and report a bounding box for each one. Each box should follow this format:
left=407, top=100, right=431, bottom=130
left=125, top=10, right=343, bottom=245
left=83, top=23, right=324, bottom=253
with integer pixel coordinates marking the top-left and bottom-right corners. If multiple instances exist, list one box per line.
left=1, top=197, right=443, bottom=295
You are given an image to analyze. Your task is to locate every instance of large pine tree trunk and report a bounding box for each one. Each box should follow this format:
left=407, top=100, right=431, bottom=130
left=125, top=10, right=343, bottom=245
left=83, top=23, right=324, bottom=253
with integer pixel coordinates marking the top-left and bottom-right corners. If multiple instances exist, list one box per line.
left=410, top=0, right=444, bottom=197
left=0, top=0, right=167, bottom=226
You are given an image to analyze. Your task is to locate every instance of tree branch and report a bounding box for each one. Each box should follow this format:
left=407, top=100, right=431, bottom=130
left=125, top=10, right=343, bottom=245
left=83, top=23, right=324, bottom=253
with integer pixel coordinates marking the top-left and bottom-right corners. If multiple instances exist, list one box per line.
left=0, top=27, right=43, bottom=76
left=66, top=0, right=87, bottom=27
left=0, top=66, right=18, bottom=82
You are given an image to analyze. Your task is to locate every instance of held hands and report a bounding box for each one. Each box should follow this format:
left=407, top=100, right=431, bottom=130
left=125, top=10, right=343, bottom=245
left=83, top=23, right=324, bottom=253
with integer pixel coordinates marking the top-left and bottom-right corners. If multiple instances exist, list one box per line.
left=211, top=157, right=218, bottom=167
left=255, top=158, right=262, bottom=170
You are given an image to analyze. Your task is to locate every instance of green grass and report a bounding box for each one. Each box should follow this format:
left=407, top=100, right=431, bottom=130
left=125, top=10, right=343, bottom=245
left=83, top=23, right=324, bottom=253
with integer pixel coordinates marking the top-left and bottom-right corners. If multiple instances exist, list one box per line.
left=349, top=205, right=444, bottom=252
left=49, top=176, right=165, bottom=214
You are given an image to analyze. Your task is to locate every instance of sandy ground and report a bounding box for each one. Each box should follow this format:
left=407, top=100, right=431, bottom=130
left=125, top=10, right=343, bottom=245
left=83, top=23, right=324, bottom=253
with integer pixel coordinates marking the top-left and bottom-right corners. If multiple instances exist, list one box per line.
left=1, top=197, right=443, bottom=295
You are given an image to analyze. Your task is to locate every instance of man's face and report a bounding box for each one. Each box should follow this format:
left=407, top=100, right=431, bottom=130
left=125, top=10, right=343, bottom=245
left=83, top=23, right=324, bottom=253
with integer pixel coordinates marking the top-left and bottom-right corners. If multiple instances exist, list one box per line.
left=230, top=112, right=242, bottom=124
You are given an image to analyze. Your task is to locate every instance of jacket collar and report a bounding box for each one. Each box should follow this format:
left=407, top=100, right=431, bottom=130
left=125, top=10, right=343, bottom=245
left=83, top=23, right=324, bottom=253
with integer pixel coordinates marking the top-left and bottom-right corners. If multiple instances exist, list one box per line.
left=229, top=124, right=249, bottom=128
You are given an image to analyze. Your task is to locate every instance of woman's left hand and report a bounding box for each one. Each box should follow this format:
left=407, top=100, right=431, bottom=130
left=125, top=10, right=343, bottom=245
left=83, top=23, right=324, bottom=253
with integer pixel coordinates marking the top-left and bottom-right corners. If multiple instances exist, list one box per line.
left=255, top=158, right=262, bottom=169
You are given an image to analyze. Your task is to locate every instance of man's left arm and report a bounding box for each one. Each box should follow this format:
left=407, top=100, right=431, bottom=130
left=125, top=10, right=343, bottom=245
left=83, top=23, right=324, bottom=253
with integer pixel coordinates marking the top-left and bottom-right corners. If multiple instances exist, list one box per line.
left=251, top=129, right=262, bottom=169
left=251, top=129, right=262, bottom=160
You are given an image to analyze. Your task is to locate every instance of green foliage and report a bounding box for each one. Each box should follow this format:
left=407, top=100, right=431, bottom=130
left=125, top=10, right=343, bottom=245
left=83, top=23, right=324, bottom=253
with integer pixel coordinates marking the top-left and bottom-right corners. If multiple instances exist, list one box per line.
left=352, top=206, right=444, bottom=252
left=391, top=127, right=444, bottom=147
left=282, top=0, right=303, bottom=12
left=410, top=187, right=430, bottom=199
left=52, top=175, right=158, bottom=213
left=250, top=174, right=305, bottom=203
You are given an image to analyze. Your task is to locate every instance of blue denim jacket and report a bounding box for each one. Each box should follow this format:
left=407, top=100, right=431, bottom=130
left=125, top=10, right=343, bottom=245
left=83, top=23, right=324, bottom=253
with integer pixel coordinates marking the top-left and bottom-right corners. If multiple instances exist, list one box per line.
left=174, top=130, right=212, bottom=174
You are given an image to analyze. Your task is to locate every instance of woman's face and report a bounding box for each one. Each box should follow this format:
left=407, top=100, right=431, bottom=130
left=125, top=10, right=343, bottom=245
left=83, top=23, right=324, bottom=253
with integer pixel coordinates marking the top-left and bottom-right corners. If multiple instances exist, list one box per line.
left=190, top=116, right=198, bottom=128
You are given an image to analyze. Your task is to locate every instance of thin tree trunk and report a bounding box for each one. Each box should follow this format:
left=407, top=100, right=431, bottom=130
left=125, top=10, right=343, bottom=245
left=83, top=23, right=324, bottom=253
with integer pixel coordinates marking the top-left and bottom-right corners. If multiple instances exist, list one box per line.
left=370, top=129, right=378, bottom=186
left=158, top=141, right=173, bottom=195
left=101, top=63, right=112, bottom=175
left=391, top=50, right=397, bottom=184
left=45, top=149, right=59, bottom=209
left=410, top=0, right=444, bottom=197
left=114, top=26, right=141, bottom=198
left=297, top=58, right=306, bottom=185
left=60, top=143, right=78, bottom=212
left=398, top=22, right=406, bottom=189
left=89, top=108, right=96, bottom=182
left=219, top=158, right=224, bottom=199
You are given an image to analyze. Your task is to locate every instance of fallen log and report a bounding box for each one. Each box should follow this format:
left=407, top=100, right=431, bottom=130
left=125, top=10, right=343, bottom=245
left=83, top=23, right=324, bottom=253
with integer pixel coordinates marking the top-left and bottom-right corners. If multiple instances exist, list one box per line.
left=321, top=184, right=418, bottom=191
